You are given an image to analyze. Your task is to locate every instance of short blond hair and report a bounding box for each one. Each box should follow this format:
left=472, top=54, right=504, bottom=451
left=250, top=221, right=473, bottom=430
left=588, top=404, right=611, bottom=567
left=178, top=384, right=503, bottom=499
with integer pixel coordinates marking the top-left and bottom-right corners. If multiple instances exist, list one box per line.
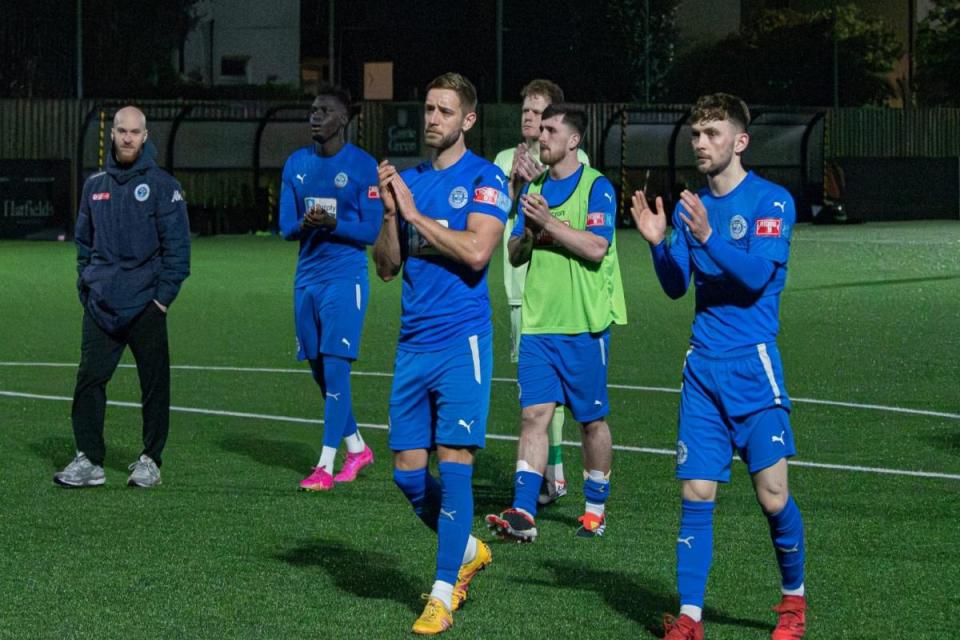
left=426, top=72, right=478, bottom=113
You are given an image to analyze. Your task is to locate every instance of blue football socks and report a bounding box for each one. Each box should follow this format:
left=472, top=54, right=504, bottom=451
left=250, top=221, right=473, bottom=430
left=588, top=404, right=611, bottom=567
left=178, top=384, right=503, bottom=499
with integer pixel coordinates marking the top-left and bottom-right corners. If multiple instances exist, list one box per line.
left=583, top=469, right=610, bottom=515
left=512, top=469, right=543, bottom=516
left=394, top=467, right=442, bottom=531
left=677, top=499, right=715, bottom=610
left=767, top=495, right=806, bottom=592
left=435, top=462, right=473, bottom=585
left=313, top=356, right=355, bottom=450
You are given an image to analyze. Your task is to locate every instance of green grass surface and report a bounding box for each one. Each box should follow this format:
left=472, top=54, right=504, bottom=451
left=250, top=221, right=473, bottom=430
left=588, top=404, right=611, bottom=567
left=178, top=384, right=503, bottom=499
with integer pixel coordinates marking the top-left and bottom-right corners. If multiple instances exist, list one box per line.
left=1, top=221, right=959, bottom=638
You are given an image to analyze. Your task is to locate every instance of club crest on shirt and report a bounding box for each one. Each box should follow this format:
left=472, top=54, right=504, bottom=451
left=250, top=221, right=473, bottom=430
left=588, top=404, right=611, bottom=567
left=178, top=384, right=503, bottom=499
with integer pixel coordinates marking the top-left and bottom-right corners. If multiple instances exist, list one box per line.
left=449, top=186, right=468, bottom=209
left=729, top=214, right=747, bottom=240
left=134, top=184, right=150, bottom=202
left=334, top=172, right=348, bottom=188
left=676, top=440, right=688, bottom=465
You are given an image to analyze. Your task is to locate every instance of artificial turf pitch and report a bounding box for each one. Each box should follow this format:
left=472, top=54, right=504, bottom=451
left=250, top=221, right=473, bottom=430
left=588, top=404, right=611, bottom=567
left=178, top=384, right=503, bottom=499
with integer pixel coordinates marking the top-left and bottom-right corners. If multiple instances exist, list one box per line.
left=1, top=221, right=958, bottom=639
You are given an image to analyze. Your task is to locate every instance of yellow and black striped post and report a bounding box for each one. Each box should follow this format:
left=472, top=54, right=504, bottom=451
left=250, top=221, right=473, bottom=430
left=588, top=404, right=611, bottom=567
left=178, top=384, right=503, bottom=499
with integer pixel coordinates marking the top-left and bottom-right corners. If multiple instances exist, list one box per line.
left=97, top=109, right=106, bottom=170
left=620, top=108, right=630, bottom=223
left=267, top=180, right=276, bottom=230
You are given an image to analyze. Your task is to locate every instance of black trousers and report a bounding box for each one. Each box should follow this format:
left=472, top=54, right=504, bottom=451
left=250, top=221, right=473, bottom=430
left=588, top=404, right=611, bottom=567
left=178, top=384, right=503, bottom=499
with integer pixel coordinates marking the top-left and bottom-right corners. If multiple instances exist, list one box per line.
left=71, top=303, right=170, bottom=467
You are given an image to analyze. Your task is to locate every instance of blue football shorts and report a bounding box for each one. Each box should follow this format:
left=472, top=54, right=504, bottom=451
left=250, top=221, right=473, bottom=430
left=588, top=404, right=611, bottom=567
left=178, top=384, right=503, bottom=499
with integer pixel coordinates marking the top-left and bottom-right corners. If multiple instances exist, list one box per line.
left=294, top=276, right=369, bottom=361
left=388, top=331, right=493, bottom=451
left=517, top=330, right=610, bottom=423
left=676, top=342, right=796, bottom=482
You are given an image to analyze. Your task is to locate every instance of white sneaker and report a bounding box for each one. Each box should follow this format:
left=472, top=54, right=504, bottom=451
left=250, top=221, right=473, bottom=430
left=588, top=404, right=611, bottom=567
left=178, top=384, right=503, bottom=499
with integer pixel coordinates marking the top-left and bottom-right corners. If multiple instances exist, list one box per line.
left=54, top=452, right=105, bottom=488
left=538, top=464, right=567, bottom=505
left=127, top=455, right=161, bottom=488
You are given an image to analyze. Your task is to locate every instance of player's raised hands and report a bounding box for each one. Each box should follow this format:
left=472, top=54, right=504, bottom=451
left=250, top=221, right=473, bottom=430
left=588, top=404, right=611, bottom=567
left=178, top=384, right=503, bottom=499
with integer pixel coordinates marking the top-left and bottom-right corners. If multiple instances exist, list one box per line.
left=630, top=190, right=667, bottom=245
left=302, top=204, right=336, bottom=229
left=388, top=174, right=420, bottom=223
left=514, top=146, right=545, bottom=184
left=520, top=192, right=552, bottom=231
left=678, top=189, right=712, bottom=244
left=378, top=159, right=398, bottom=217
left=508, top=143, right=525, bottom=181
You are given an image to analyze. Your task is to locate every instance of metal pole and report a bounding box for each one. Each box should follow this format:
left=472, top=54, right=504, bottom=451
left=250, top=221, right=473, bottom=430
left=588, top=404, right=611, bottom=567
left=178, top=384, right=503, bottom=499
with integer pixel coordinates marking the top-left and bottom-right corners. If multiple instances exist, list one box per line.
left=832, top=4, right=840, bottom=110
left=644, top=0, right=650, bottom=104
left=496, top=0, right=503, bottom=102
left=328, top=0, right=335, bottom=85
left=76, top=0, right=83, bottom=98
left=907, top=0, right=915, bottom=108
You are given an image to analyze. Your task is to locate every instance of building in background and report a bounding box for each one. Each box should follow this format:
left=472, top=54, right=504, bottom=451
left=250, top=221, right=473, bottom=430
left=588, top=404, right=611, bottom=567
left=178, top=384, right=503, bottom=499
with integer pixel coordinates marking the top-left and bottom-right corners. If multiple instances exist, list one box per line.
left=182, top=0, right=300, bottom=87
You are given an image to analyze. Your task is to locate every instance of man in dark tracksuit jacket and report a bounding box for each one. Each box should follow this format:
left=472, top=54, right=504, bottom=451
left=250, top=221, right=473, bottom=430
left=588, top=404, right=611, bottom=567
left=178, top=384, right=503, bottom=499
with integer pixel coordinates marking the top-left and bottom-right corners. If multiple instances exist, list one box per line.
left=54, top=106, right=191, bottom=489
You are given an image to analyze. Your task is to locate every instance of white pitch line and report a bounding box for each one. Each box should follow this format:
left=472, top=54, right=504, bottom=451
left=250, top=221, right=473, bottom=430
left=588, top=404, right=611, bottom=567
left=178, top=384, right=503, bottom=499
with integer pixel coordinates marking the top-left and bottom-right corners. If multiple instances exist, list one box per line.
left=3, top=389, right=960, bottom=482
left=1, top=361, right=957, bottom=421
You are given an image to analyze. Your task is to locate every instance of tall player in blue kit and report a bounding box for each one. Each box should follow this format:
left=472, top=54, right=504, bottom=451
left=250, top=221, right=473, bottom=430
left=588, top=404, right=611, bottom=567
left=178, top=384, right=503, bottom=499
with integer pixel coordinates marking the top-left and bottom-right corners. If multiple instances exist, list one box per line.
left=631, top=93, right=807, bottom=640
left=373, top=73, right=508, bottom=635
left=278, top=86, right=381, bottom=491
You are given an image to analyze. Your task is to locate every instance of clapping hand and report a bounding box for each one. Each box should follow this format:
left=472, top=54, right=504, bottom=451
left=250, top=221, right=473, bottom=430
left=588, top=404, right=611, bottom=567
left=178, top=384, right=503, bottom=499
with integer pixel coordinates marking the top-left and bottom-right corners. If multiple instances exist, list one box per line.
left=629, top=190, right=666, bottom=245
left=378, top=159, right=399, bottom=218
left=677, top=190, right=712, bottom=244
left=302, top=205, right=336, bottom=229
left=519, top=192, right=552, bottom=232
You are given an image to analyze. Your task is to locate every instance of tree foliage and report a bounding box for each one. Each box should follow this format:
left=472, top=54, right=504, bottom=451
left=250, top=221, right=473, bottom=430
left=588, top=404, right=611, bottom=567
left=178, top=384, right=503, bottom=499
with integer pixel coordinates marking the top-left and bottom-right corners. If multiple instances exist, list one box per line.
left=664, top=4, right=901, bottom=106
left=915, top=0, right=960, bottom=105
left=499, top=0, right=679, bottom=103
left=603, top=0, right=680, bottom=102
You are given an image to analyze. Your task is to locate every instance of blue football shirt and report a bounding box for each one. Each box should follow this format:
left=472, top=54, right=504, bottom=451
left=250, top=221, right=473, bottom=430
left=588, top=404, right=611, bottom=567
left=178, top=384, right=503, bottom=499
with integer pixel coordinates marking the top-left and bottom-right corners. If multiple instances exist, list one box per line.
left=397, top=150, right=510, bottom=350
left=655, top=171, right=795, bottom=352
left=279, top=143, right=382, bottom=288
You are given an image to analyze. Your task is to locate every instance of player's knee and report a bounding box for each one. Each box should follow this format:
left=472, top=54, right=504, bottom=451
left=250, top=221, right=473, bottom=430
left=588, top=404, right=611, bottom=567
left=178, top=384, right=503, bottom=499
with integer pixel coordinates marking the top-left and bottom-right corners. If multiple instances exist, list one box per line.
left=393, top=449, right=428, bottom=471
left=753, top=461, right=790, bottom=514
left=579, top=418, right=608, bottom=434
left=520, top=405, right=553, bottom=432
left=682, top=479, right=718, bottom=502
left=756, top=484, right=788, bottom=514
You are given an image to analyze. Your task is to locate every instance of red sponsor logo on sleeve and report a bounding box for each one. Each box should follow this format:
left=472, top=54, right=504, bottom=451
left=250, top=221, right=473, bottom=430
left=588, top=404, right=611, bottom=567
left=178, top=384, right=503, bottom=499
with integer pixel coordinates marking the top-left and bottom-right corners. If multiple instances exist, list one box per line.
left=367, top=185, right=380, bottom=199
left=473, top=186, right=501, bottom=205
left=755, top=217, right=782, bottom=237
left=586, top=212, right=605, bottom=228
left=91, top=192, right=110, bottom=201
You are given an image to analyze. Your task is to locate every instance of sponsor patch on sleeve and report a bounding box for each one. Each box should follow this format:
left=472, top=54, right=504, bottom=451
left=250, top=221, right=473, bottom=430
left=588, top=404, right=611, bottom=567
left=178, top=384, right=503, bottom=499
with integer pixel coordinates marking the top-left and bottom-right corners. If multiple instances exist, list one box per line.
left=755, top=217, right=782, bottom=237
left=586, top=212, right=606, bottom=228
left=473, top=186, right=500, bottom=205
left=367, top=185, right=380, bottom=199
left=91, top=192, right=110, bottom=201
left=474, top=186, right=511, bottom=213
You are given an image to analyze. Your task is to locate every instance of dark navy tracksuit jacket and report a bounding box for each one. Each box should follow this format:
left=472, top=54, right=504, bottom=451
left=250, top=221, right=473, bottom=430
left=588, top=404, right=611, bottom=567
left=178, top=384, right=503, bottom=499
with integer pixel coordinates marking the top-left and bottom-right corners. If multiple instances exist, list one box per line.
left=75, top=143, right=191, bottom=334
